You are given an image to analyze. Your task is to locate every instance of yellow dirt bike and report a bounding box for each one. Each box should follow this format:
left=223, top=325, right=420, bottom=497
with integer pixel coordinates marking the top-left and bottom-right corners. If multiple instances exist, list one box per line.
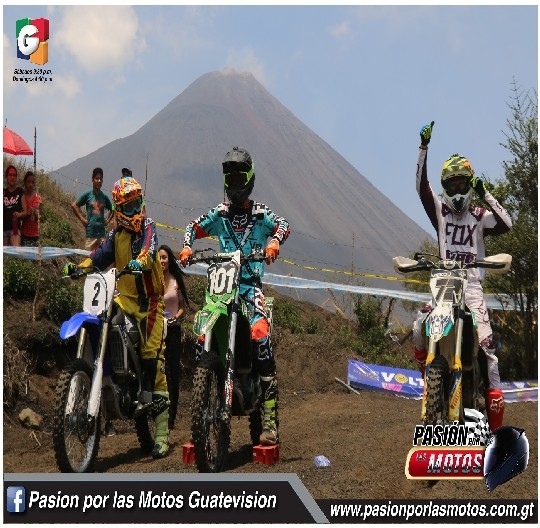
left=393, top=253, right=511, bottom=425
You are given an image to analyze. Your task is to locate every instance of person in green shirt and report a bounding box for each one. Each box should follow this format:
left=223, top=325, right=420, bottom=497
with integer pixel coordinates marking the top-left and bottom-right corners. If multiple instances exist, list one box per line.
left=71, top=167, right=115, bottom=251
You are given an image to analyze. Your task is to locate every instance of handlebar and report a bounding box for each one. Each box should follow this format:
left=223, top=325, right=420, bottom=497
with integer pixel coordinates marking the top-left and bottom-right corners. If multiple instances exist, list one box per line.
left=186, top=248, right=267, bottom=266
left=393, top=252, right=512, bottom=275
left=62, top=265, right=145, bottom=280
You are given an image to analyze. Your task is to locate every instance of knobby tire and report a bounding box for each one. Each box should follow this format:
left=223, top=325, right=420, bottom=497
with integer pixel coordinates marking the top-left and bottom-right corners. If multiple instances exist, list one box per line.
left=52, top=359, right=101, bottom=473
left=191, top=351, right=230, bottom=472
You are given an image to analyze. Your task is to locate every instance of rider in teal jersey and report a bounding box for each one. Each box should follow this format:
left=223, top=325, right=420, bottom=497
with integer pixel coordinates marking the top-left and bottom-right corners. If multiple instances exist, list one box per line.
left=180, top=147, right=290, bottom=446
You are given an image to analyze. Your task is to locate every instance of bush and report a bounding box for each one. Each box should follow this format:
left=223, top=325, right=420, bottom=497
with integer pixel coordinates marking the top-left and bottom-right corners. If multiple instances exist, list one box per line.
left=43, top=278, right=83, bottom=324
left=306, top=318, right=319, bottom=334
left=274, top=300, right=303, bottom=333
left=3, top=257, right=39, bottom=299
left=186, top=276, right=207, bottom=306
left=3, top=335, right=33, bottom=408
left=41, top=203, right=75, bottom=247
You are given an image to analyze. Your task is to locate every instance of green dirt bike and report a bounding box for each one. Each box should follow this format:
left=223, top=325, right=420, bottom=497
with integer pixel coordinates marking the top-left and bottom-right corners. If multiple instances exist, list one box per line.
left=186, top=248, right=273, bottom=473
left=393, top=252, right=511, bottom=426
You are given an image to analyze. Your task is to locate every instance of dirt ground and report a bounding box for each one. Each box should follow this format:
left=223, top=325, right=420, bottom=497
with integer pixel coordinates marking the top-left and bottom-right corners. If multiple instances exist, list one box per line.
left=3, top=280, right=537, bottom=502
left=3, top=356, right=537, bottom=502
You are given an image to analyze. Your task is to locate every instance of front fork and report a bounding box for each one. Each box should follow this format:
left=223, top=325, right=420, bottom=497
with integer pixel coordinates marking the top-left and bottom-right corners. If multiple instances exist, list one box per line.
left=203, top=294, right=240, bottom=424
left=421, top=308, right=465, bottom=423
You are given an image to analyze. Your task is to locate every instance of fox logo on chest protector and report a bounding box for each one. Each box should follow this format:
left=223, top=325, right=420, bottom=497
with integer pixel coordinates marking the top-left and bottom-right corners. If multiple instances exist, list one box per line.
left=232, top=214, right=248, bottom=230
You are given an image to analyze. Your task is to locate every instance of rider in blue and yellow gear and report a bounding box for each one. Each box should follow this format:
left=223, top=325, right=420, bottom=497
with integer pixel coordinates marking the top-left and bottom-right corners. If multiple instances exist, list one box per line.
left=63, top=176, right=170, bottom=458
left=180, top=147, right=290, bottom=446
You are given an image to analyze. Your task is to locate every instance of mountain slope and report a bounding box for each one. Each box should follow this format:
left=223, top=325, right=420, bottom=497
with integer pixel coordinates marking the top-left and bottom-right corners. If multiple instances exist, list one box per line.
left=55, top=68, right=432, bottom=284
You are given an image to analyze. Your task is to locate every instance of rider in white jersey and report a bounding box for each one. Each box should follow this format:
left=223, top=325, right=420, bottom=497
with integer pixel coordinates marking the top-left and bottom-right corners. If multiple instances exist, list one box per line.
left=413, top=122, right=512, bottom=432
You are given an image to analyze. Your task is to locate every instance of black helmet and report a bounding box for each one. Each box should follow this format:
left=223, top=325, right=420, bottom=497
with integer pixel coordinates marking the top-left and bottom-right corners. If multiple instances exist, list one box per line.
left=222, top=146, right=255, bottom=207
left=484, top=426, right=529, bottom=492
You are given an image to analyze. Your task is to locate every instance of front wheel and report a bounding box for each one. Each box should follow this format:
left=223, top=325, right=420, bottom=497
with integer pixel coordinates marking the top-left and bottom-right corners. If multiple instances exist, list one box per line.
left=52, top=359, right=101, bottom=472
left=191, top=351, right=230, bottom=472
left=424, top=355, right=450, bottom=425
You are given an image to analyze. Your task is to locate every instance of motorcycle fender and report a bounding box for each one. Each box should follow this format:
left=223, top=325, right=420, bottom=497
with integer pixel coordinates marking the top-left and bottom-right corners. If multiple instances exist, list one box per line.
left=59, top=312, right=101, bottom=339
left=425, top=303, right=453, bottom=342
left=193, top=305, right=227, bottom=337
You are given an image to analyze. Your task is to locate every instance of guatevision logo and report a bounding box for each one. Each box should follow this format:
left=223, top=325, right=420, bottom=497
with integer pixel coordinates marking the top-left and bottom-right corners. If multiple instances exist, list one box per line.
left=16, top=18, right=49, bottom=65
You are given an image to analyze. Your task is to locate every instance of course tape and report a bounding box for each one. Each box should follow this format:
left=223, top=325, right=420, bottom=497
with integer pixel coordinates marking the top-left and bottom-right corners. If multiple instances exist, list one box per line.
left=154, top=221, right=425, bottom=285
left=3, top=246, right=515, bottom=310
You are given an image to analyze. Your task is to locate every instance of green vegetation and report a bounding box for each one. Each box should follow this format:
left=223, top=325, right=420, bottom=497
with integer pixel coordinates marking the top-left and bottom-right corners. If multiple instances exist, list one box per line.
left=3, top=257, right=40, bottom=299
left=273, top=299, right=303, bottom=333
left=484, top=82, right=538, bottom=380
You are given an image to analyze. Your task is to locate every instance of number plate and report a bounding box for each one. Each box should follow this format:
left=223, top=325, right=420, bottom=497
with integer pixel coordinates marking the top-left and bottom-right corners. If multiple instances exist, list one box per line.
left=83, top=268, right=116, bottom=315
left=207, top=260, right=240, bottom=297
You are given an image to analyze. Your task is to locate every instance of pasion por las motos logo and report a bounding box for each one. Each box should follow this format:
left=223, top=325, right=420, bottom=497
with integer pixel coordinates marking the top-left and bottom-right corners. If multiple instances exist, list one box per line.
left=404, top=421, right=490, bottom=480
left=16, top=18, right=49, bottom=65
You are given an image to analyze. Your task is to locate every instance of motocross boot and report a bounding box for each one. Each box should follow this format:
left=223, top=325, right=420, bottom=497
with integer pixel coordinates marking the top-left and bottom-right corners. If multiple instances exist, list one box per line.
left=259, top=374, right=279, bottom=446
left=413, top=346, right=427, bottom=379
left=486, top=388, right=505, bottom=432
left=152, top=391, right=170, bottom=459
left=135, top=358, right=157, bottom=417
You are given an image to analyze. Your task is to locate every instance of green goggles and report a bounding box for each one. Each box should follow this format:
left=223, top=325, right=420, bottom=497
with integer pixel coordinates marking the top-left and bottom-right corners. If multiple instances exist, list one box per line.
left=224, top=167, right=254, bottom=189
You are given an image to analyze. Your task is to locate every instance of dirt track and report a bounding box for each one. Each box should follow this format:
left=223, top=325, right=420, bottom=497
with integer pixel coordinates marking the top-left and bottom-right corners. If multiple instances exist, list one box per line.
left=3, top=379, right=537, bottom=501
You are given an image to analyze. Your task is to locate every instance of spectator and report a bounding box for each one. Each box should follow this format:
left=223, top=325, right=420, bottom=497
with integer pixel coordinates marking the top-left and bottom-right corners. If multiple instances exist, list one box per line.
left=71, top=167, right=114, bottom=251
left=158, top=244, right=189, bottom=430
left=3, top=164, right=26, bottom=246
left=20, top=171, right=43, bottom=247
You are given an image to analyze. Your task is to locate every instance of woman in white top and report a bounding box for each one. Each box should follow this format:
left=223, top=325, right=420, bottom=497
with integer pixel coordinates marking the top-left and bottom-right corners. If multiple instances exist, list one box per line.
left=158, top=245, right=189, bottom=430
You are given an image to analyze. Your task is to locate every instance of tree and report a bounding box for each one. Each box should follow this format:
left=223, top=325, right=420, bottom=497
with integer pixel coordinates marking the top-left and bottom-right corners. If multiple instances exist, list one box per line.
left=484, top=81, right=538, bottom=380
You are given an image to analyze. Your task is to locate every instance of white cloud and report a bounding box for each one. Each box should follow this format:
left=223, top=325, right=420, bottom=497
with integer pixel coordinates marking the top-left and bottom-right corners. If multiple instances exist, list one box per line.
left=50, top=75, right=82, bottom=99
left=55, top=6, right=144, bottom=74
left=329, top=21, right=352, bottom=40
left=224, top=47, right=268, bottom=86
left=147, top=6, right=212, bottom=59
left=3, top=34, right=17, bottom=96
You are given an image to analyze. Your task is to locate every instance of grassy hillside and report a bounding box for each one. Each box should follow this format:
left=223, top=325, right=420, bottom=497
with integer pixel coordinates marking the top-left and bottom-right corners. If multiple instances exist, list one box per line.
left=2, top=161, right=416, bottom=411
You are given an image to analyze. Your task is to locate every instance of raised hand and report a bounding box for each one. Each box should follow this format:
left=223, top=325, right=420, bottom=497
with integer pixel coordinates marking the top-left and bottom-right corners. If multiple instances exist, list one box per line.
left=420, top=121, right=435, bottom=146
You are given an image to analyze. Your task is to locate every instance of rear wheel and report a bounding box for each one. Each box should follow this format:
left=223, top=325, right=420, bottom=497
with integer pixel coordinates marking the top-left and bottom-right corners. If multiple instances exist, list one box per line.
left=52, top=359, right=101, bottom=472
left=191, top=351, right=230, bottom=472
left=424, top=355, right=449, bottom=425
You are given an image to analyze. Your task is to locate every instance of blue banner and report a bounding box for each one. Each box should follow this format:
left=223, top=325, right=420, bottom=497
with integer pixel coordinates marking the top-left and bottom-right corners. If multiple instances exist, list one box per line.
left=347, top=360, right=537, bottom=402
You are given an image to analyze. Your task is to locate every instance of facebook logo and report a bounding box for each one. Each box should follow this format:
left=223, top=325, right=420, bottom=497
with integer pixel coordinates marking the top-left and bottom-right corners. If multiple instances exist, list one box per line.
left=6, top=486, right=26, bottom=513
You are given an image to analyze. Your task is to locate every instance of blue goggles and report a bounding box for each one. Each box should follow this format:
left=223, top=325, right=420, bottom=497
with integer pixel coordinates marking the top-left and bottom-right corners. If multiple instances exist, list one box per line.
left=118, top=197, right=143, bottom=215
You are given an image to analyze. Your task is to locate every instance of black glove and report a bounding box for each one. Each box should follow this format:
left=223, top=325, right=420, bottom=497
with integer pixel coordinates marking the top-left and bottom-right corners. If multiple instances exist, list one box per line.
left=419, top=121, right=435, bottom=146
left=471, top=176, right=487, bottom=199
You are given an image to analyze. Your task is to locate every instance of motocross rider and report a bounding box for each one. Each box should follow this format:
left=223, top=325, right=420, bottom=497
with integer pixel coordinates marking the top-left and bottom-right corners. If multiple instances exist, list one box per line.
left=62, top=176, right=170, bottom=458
left=179, top=146, right=290, bottom=446
left=412, top=122, right=512, bottom=432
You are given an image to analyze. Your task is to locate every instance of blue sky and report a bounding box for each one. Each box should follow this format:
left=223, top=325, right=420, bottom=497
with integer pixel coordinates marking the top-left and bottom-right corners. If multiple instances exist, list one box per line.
left=3, top=4, right=538, bottom=234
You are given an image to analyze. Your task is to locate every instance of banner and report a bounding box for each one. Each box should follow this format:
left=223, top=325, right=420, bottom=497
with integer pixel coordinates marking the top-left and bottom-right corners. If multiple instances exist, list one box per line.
left=4, top=473, right=326, bottom=524
left=347, top=360, right=538, bottom=402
